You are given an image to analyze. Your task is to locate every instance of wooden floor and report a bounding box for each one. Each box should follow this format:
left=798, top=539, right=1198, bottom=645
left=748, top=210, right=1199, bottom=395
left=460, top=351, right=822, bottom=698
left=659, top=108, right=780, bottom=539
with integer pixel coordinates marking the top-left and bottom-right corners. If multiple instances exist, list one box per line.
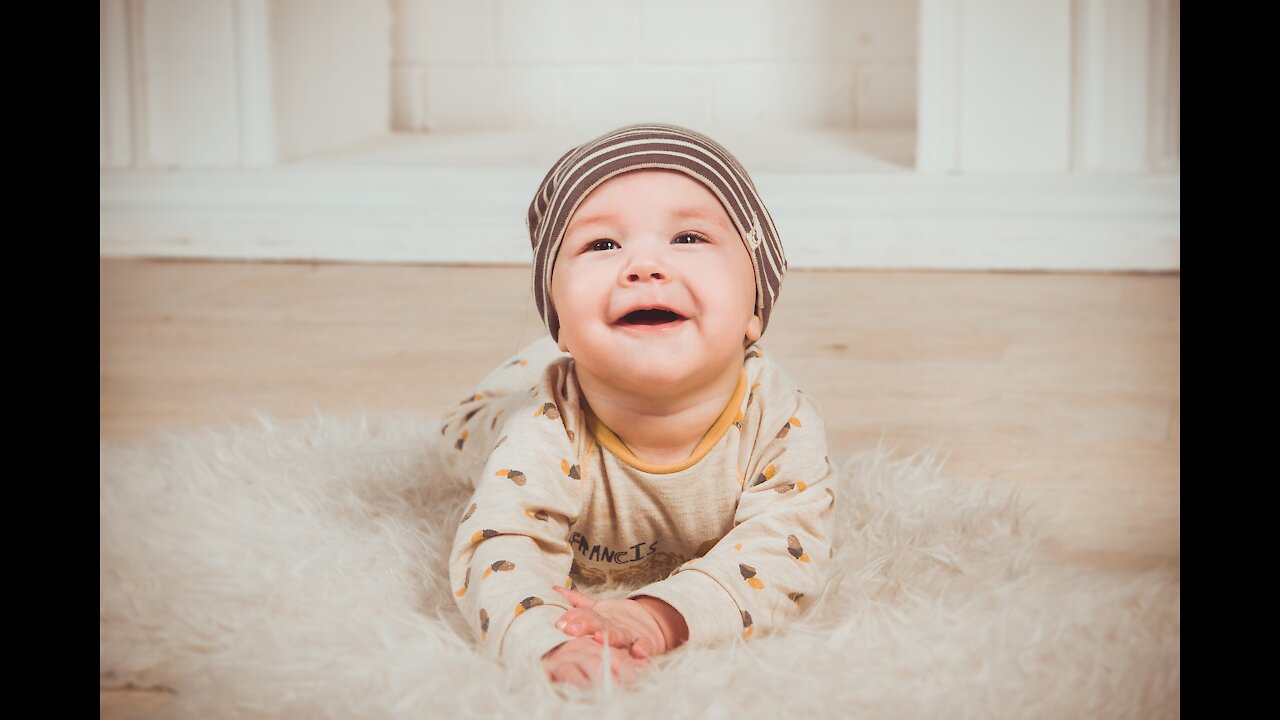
left=100, top=259, right=1179, bottom=712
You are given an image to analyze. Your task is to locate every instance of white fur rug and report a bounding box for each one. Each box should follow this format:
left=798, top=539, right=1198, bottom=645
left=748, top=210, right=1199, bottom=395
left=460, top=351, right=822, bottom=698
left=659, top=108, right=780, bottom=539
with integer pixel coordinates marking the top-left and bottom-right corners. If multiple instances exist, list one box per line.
left=100, top=414, right=1179, bottom=719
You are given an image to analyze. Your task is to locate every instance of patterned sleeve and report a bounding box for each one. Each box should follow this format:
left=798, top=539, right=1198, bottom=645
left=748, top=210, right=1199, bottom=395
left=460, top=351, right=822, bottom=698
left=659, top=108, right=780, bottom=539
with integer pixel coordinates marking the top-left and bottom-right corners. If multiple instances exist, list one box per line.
left=625, top=387, right=836, bottom=646
left=447, top=357, right=587, bottom=667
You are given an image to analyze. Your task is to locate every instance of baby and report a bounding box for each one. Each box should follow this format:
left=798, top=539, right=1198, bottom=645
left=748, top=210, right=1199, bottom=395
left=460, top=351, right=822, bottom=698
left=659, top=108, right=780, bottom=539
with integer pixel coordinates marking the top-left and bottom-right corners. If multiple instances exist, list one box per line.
left=443, top=123, right=836, bottom=687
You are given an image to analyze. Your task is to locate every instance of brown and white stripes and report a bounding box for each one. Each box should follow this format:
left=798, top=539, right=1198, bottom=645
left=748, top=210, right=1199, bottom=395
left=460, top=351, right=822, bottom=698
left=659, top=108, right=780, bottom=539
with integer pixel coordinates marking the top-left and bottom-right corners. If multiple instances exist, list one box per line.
left=526, top=123, right=787, bottom=342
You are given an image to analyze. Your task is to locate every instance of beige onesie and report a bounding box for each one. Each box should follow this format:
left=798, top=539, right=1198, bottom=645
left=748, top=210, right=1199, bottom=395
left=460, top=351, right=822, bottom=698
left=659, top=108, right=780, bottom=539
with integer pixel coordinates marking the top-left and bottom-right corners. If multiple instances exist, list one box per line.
left=442, top=336, right=836, bottom=667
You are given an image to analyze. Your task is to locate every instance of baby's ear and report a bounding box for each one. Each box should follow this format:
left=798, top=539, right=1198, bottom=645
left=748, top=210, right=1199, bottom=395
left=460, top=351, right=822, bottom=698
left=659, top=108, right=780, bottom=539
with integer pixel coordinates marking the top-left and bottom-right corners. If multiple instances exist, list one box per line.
left=744, top=314, right=762, bottom=343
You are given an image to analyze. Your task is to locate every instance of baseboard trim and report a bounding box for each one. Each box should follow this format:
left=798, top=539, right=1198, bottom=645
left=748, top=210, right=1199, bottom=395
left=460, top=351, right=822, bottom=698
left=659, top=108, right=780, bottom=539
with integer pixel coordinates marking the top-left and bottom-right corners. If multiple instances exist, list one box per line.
left=100, top=163, right=1179, bottom=271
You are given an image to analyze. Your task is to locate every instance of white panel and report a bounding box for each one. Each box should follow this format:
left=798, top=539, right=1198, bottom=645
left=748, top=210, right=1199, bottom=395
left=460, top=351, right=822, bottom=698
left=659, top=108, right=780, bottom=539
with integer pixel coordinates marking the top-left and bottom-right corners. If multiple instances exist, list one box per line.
left=776, top=0, right=828, bottom=61
left=235, top=0, right=277, bottom=166
left=101, top=0, right=134, bottom=168
left=101, top=0, right=137, bottom=167
left=711, top=63, right=851, bottom=129
left=144, top=0, right=241, bottom=167
left=271, top=0, right=392, bottom=160
left=917, top=0, right=960, bottom=173
left=496, top=0, right=636, bottom=64
left=779, top=0, right=917, bottom=62
left=1148, top=0, right=1179, bottom=171
left=395, top=0, right=494, bottom=65
left=833, top=0, right=919, bottom=61
left=424, top=67, right=562, bottom=130
left=126, top=0, right=149, bottom=167
left=561, top=67, right=714, bottom=133
left=856, top=61, right=916, bottom=129
left=100, top=66, right=107, bottom=167
left=1074, top=0, right=1149, bottom=172
left=960, top=0, right=1071, bottom=172
left=391, top=66, right=427, bottom=131
left=639, top=0, right=775, bottom=62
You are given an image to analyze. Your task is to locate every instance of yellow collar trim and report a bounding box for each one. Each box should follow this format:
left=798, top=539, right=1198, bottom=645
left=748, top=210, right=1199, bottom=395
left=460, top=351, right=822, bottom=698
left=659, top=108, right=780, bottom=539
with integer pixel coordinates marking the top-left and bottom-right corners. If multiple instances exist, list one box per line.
left=584, top=367, right=748, bottom=475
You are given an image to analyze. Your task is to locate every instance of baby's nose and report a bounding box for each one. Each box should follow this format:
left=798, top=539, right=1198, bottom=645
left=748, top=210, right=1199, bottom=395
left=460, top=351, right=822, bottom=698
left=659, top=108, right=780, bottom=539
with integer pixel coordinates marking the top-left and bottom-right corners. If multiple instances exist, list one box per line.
left=627, top=269, right=665, bottom=282
left=623, top=257, right=668, bottom=283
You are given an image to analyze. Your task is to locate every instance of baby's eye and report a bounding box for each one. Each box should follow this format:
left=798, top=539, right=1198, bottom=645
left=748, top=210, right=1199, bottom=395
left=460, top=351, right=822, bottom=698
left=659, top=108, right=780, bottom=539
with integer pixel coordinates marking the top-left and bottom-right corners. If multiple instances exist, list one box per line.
left=589, top=239, right=619, bottom=252
left=673, top=233, right=708, bottom=244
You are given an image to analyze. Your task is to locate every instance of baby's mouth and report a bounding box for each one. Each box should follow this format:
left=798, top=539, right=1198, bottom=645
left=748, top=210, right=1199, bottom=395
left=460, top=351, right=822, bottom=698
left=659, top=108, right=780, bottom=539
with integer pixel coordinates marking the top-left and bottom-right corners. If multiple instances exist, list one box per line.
left=619, top=309, right=685, bottom=326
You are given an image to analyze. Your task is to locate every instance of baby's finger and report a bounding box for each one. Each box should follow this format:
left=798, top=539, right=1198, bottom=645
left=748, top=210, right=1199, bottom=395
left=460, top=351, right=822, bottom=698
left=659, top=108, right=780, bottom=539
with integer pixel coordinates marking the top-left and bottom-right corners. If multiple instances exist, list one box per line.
left=552, top=662, right=590, bottom=688
left=556, top=609, right=605, bottom=636
left=611, top=653, right=653, bottom=687
left=630, top=637, right=655, bottom=659
left=552, top=585, right=597, bottom=609
left=593, top=627, right=636, bottom=648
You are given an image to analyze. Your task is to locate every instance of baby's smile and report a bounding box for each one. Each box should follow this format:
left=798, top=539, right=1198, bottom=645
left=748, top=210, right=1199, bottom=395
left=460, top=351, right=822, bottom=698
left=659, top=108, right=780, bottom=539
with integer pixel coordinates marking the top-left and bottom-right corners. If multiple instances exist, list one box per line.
left=616, top=307, right=687, bottom=328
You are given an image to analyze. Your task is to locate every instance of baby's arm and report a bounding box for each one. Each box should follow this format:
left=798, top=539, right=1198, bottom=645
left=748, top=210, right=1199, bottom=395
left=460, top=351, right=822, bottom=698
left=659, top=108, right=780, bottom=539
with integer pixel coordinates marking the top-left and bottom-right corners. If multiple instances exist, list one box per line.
left=622, top=390, right=837, bottom=646
left=449, top=391, right=588, bottom=667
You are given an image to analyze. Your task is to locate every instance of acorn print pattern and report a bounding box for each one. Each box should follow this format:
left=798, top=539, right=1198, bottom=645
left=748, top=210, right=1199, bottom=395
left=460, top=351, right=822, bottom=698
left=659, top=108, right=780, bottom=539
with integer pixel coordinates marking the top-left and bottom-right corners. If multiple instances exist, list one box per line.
left=460, top=502, right=477, bottom=524
left=524, top=508, right=549, bottom=521
left=464, top=407, right=481, bottom=423
left=534, top=402, right=560, bottom=420
left=496, top=468, right=527, bottom=486
left=775, top=416, right=802, bottom=439
left=787, top=535, right=811, bottom=563
left=740, top=563, right=765, bottom=589
left=753, top=464, right=777, bottom=487
left=479, top=608, right=489, bottom=640
left=515, top=596, right=544, bottom=616
left=733, top=411, right=745, bottom=433
left=490, top=410, right=503, bottom=431
left=742, top=610, right=754, bottom=639
left=455, top=566, right=471, bottom=597
left=788, top=592, right=805, bottom=603
left=566, top=428, right=575, bottom=443
left=505, top=358, right=528, bottom=369
left=455, top=429, right=468, bottom=450
left=483, top=560, right=516, bottom=578
left=560, top=459, right=581, bottom=479
left=775, top=481, right=808, bottom=494
left=826, top=488, right=836, bottom=508
left=470, top=529, right=498, bottom=544
left=494, top=435, right=508, bottom=450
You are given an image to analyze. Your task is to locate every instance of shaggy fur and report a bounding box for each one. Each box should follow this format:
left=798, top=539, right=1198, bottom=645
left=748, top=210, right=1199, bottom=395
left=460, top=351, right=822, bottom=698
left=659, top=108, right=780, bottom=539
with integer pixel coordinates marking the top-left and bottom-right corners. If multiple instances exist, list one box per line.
left=100, top=414, right=1179, bottom=718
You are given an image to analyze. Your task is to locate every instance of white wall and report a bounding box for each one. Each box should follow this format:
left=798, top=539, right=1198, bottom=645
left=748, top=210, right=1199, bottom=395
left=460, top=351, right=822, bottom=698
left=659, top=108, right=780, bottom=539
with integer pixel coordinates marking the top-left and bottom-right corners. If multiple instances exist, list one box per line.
left=100, top=0, right=1180, bottom=271
left=917, top=0, right=1179, bottom=175
left=389, top=0, right=919, bottom=133
left=272, top=0, right=392, bottom=160
left=99, top=0, right=391, bottom=169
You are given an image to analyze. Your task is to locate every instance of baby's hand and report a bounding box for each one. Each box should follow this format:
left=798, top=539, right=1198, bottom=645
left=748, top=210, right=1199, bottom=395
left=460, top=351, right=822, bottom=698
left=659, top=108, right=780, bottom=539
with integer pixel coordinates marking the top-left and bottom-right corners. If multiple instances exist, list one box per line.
left=541, top=635, right=652, bottom=688
left=552, top=586, right=677, bottom=658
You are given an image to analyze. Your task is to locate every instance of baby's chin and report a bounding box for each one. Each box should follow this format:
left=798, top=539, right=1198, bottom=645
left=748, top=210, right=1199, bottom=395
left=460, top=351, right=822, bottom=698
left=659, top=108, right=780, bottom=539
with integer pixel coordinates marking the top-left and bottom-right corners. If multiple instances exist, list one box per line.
left=574, top=348, right=743, bottom=392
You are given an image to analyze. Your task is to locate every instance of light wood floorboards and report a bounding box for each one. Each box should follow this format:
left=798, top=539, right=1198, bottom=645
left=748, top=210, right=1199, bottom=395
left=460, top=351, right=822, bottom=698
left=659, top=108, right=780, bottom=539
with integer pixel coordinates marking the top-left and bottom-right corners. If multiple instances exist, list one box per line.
left=100, top=259, right=1179, bottom=713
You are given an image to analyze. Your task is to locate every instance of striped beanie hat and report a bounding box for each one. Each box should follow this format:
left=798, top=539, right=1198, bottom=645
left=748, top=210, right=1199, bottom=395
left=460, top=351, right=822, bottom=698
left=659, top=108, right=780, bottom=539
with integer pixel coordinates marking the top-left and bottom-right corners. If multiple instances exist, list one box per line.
left=526, top=122, right=787, bottom=343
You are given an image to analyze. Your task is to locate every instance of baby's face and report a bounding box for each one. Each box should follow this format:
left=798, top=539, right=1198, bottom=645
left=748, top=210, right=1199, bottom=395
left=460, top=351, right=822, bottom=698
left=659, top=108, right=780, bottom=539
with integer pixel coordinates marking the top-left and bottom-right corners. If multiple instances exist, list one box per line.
left=550, top=169, right=761, bottom=393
